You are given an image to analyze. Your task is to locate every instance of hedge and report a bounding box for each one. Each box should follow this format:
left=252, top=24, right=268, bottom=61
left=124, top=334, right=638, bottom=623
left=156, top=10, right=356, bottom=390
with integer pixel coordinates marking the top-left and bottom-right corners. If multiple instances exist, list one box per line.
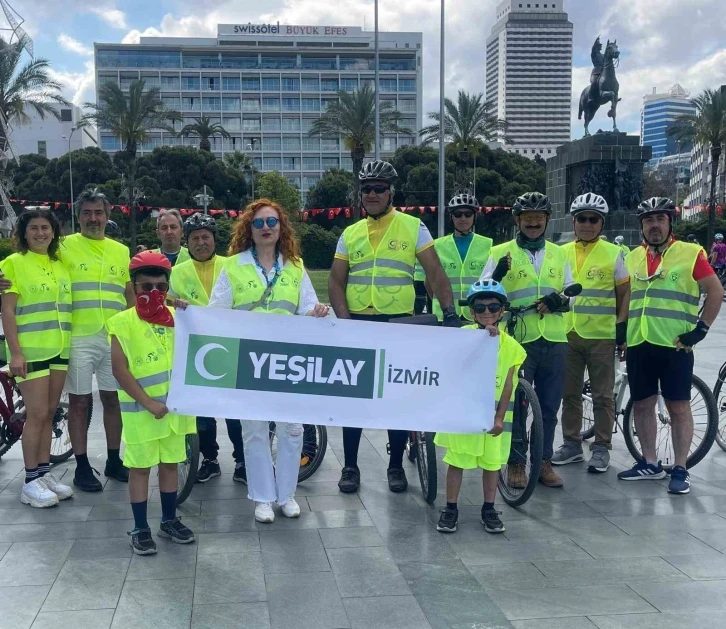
left=297, top=223, right=338, bottom=269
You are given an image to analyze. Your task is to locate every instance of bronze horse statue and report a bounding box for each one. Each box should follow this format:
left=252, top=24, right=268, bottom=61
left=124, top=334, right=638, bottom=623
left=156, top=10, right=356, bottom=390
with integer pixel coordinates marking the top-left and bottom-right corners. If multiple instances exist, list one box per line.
left=578, top=39, right=621, bottom=136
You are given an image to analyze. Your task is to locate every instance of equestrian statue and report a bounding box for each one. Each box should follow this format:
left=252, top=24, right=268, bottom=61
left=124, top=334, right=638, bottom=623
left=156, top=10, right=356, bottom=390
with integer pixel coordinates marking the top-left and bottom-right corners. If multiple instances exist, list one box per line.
left=578, top=36, right=621, bottom=136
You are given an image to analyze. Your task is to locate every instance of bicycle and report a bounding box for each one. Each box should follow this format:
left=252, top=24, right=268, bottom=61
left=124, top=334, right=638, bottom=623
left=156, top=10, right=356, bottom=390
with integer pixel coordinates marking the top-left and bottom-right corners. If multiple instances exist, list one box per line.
left=711, top=359, right=726, bottom=452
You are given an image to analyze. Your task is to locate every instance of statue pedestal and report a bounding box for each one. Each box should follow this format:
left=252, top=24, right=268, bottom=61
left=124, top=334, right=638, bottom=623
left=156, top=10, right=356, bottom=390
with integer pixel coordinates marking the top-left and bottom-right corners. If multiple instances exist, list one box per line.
left=546, top=133, right=652, bottom=246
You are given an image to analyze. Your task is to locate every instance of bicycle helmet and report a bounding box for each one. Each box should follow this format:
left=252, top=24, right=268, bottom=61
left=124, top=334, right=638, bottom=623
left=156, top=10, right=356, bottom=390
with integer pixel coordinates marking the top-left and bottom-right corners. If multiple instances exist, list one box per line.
left=465, top=280, right=508, bottom=306
left=614, top=235, right=625, bottom=245
left=105, top=220, right=120, bottom=235
left=184, top=213, right=217, bottom=239
left=512, top=192, right=552, bottom=216
left=358, top=160, right=397, bottom=184
left=448, top=193, right=480, bottom=212
left=637, top=196, right=675, bottom=219
left=716, top=233, right=724, bottom=240
left=569, top=193, right=609, bottom=218
left=129, top=250, right=172, bottom=280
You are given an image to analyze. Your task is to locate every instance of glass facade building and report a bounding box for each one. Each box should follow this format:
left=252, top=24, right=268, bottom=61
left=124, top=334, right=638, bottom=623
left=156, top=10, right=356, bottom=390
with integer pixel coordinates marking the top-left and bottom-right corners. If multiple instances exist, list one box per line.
left=641, top=84, right=696, bottom=161
left=95, top=24, right=422, bottom=202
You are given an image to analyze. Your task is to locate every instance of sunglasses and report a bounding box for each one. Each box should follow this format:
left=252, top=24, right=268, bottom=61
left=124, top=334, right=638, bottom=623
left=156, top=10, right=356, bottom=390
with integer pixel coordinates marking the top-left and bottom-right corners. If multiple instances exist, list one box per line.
left=360, top=185, right=390, bottom=195
left=452, top=210, right=475, bottom=219
left=471, top=303, right=504, bottom=314
left=252, top=217, right=279, bottom=230
left=575, top=215, right=602, bottom=224
left=136, top=282, right=169, bottom=292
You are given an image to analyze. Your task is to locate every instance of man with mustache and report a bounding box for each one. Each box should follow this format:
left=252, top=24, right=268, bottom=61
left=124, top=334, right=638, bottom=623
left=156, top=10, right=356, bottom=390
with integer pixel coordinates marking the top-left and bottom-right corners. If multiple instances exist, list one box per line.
left=617, top=197, right=723, bottom=494
left=480, top=192, right=573, bottom=489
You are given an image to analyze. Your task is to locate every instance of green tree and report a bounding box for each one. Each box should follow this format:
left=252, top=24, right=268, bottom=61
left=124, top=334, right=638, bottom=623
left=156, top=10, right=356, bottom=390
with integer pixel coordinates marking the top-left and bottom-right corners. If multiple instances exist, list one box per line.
left=305, top=169, right=354, bottom=209
left=257, top=171, right=301, bottom=214
left=82, top=79, right=180, bottom=248
left=223, top=150, right=254, bottom=174
left=179, top=115, right=230, bottom=152
left=44, top=147, right=117, bottom=203
left=670, top=88, right=726, bottom=248
left=308, top=84, right=411, bottom=219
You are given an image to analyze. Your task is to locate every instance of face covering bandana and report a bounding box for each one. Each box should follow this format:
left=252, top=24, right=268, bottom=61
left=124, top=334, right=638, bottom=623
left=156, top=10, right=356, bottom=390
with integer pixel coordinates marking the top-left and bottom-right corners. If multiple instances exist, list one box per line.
left=135, top=290, right=174, bottom=327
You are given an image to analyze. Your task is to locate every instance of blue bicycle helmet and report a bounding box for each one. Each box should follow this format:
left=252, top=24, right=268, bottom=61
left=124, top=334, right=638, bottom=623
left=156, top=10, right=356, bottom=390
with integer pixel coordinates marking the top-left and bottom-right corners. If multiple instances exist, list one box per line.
left=465, top=280, right=508, bottom=306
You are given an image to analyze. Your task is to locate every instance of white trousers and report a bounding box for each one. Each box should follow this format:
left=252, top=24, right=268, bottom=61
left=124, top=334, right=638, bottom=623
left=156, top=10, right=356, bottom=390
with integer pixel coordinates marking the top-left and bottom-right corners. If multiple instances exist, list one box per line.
left=240, top=420, right=303, bottom=504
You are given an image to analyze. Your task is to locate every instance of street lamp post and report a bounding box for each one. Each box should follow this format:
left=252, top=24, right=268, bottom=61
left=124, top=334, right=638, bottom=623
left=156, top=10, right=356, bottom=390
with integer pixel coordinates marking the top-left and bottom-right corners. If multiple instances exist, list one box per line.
left=374, top=0, right=380, bottom=161
left=437, top=0, right=446, bottom=238
left=62, top=127, right=77, bottom=232
left=194, top=185, right=213, bottom=215
left=247, top=140, right=256, bottom=201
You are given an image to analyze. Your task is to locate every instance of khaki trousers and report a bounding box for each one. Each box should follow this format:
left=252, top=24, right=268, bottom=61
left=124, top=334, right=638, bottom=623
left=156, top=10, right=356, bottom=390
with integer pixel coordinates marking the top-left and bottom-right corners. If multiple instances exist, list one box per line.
left=561, top=331, right=615, bottom=449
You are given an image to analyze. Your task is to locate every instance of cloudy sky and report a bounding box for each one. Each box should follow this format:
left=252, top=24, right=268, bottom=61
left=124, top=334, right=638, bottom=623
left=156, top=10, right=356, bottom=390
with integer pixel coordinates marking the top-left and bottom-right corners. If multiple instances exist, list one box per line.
left=12, top=0, right=726, bottom=139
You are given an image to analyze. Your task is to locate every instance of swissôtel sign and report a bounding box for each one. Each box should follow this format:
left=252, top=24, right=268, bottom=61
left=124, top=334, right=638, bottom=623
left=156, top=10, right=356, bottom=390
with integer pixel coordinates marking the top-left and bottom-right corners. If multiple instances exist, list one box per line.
left=218, top=23, right=362, bottom=37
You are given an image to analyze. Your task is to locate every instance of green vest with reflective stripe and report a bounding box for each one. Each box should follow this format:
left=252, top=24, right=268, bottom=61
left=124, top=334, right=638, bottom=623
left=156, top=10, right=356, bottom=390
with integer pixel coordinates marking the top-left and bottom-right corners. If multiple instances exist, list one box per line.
left=433, top=234, right=492, bottom=321
left=152, top=247, right=191, bottom=267
left=619, top=244, right=630, bottom=256
left=343, top=211, right=419, bottom=314
left=413, top=261, right=425, bottom=282
left=562, top=240, right=620, bottom=340
left=169, top=256, right=226, bottom=306
left=491, top=240, right=567, bottom=344
left=225, top=255, right=303, bottom=315
left=626, top=241, right=700, bottom=348
left=61, top=234, right=130, bottom=337
left=106, top=308, right=195, bottom=445
left=1, top=252, right=72, bottom=362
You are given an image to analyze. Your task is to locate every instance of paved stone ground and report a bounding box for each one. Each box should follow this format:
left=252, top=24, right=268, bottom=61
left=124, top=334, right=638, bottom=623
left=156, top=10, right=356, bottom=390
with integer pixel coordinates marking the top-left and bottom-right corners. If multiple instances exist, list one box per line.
left=0, top=314, right=724, bottom=629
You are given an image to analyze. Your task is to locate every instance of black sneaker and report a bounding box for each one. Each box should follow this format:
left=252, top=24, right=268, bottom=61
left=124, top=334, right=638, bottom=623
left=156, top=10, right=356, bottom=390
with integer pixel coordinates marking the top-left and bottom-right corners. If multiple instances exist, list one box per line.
left=387, top=466, right=408, bottom=493
left=481, top=507, right=505, bottom=534
left=436, top=507, right=458, bottom=533
left=232, top=461, right=247, bottom=484
left=196, top=459, right=221, bottom=483
left=338, top=466, right=360, bottom=493
left=104, top=459, right=129, bottom=483
left=73, top=466, right=103, bottom=492
left=158, top=517, right=195, bottom=544
left=129, top=528, right=157, bottom=555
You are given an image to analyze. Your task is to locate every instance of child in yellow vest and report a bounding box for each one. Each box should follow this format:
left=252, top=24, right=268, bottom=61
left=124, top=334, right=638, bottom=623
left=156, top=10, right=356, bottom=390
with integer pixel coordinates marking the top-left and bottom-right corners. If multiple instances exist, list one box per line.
left=107, top=251, right=196, bottom=555
left=434, top=280, right=526, bottom=534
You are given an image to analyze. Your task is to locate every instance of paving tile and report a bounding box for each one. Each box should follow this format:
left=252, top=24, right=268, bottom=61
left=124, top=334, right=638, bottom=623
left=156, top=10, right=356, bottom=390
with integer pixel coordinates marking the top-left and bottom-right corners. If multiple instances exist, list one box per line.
left=293, top=481, right=351, bottom=496
left=319, top=526, right=385, bottom=549
left=200, top=499, right=260, bottom=516
left=487, top=584, right=656, bottom=620
left=125, top=539, right=198, bottom=581
left=41, top=557, right=129, bottom=611
left=447, top=537, right=591, bottom=567
left=469, top=562, right=549, bottom=590
left=334, top=570, right=411, bottom=598
left=512, top=619, right=597, bottom=629
left=628, top=579, right=726, bottom=612
left=111, top=578, right=194, bottom=629
left=327, top=546, right=399, bottom=574
left=663, top=554, right=726, bottom=579
left=0, top=543, right=8, bottom=561
left=265, top=571, right=348, bottom=629
left=689, top=529, right=726, bottom=552
left=605, top=513, right=726, bottom=535
left=201, top=514, right=258, bottom=533
left=259, top=529, right=330, bottom=574
left=0, top=506, right=93, bottom=524
left=307, top=495, right=365, bottom=511
left=197, top=531, right=260, bottom=555
left=194, top=552, right=266, bottom=604
left=0, top=540, right=73, bottom=586
left=533, top=556, right=687, bottom=586
left=191, top=602, right=271, bottom=629
left=573, top=532, right=720, bottom=558
left=0, top=585, right=51, bottom=629
left=68, top=537, right=133, bottom=559
left=501, top=516, right=628, bottom=541
left=87, top=501, right=201, bottom=520
left=343, top=595, right=431, bottom=629
left=589, top=611, right=726, bottom=629
left=513, top=500, right=603, bottom=520
left=31, top=609, right=115, bottom=629
left=254, top=509, right=374, bottom=531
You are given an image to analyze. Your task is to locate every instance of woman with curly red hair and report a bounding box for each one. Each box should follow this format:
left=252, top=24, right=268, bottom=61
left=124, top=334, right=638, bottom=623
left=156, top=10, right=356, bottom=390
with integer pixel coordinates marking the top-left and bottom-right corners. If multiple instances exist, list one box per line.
left=209, top=198, right=328, bottom=523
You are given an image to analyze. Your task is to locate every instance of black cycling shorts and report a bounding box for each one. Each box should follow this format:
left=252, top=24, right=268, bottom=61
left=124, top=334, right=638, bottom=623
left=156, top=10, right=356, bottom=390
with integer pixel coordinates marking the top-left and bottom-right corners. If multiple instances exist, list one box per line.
left=626, top=341, right=694, bottom=402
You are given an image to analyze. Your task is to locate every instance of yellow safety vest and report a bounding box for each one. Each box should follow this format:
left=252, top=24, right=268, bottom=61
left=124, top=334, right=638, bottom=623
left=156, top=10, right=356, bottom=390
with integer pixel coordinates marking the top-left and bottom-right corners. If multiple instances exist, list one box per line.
left=619, top=244, right=630, bottom=256
left=491, top=240, right=568, bottom=344
left=152, top=247, right=191, bottom=267
left=342, top=211, right=419, bottom=314
left=626, top=241, right=701, bottom=348
left=1, top=251, right=72, bottom=362
left=562, top=240, right=621, bottom=340
left=225, top=255, right=304, bottom=314
left=432, top=234, right=492, bottom=321
left=106, top=308, right=196, bottom=445
left=61, top=234, right=130, bottom=337
left=169, top=256, right=226, bottom=306
left=413, top=261, right=425, bottom=282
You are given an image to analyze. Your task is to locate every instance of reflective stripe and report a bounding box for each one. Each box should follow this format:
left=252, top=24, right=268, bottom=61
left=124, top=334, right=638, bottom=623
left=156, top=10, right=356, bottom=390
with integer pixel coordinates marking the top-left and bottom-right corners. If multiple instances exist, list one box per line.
left=495, top=401, right=516, bottom=413
left=61, top=322, right=72, bottom=331
left=268, top=300, right=297, bottom=313
left=507, top=287, right=539, bottom=301
left=643, top=307, right=698, bottom=324
left=73, top=300, right=126, bottom=311
left=72, top=282, right=126, bottom=295
left=349, top=260, right=375, bottom=274
left=16, top=302, right=59, bottom=316
left=579, top=288, right=615, bottom=299
left=136, top=371, right=170, bottom=388
left=461, top=276, right=480, bottom=285
left=119, top=394, right=168, bottom=414
left=503, top=422, right=513, bottom=433
left=17, top=320, right=62, bottom=333
left=574, top=305, right=614, bottom=315
left=347, top=276, right=411, bottom=287
left=349, top=259, right=414, bottom=275
left=630, top=288, right=699, bottom=307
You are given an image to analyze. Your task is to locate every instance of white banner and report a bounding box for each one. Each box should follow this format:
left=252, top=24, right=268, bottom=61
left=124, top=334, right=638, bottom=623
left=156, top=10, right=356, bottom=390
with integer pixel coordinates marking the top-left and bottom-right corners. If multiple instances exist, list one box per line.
left=167, top=307, right=497, bottom=433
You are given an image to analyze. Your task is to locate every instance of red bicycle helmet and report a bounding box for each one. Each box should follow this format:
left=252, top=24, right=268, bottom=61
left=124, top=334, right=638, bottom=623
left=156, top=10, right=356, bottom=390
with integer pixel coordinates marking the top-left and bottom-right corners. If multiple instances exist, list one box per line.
left=129, top=250, right=172, bottom=278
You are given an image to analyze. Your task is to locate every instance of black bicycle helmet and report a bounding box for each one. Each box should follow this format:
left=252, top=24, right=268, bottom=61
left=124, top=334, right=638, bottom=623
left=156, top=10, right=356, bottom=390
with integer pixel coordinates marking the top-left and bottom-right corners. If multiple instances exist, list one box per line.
left=637, top=197, right=675, bottom=219
left=184, top=212, right=217, bottom=239
left=512, top=192, right=552, bottom=216
left=448, top=193, right=480, bottom=212
left=105, top=220, right=120, bottom=235
left=359, top=160, right=398, bottom=184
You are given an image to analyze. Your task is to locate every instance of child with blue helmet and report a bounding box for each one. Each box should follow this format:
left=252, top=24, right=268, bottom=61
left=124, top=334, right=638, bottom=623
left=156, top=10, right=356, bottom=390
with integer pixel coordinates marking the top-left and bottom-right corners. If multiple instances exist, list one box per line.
left=434, top=280, right=526, bottom=534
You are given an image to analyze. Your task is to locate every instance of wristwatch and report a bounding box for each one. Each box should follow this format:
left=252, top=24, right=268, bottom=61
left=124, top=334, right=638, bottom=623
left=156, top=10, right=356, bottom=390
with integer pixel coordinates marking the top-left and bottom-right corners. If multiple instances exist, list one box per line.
left=442, top=306, right=457, bottom=318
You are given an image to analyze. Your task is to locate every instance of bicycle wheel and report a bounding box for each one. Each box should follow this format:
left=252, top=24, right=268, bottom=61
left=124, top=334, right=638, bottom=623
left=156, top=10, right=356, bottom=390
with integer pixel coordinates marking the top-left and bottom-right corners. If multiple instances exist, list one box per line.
left=623, top=374, right=718, bottom=470
left=405, top=432, right=418, bottom=463
left=269, top=423, right=328, bottom=482
left=415, top=431, right=437, bottom=504
left=177, top=433, right=200, bottom=505
left=498, top=379, right=543, bottom=507
left=714, top=365, right=726, bottom=452
left=50, top=392, right=93, bottom=464
left=580, top=379, right=596, bottom=440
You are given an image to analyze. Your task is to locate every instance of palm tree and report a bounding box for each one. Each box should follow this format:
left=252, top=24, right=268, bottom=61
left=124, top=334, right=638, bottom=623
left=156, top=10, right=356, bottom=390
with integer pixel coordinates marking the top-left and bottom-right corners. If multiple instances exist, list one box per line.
left=223, top=150, right=254, bottom=174
left=82, top=79, right=180, bottom=248
left=308, top=84, right=411, bottom=219
left=419, top=90, right=507, bottom=150
left=180, top=116, right=230, bottom=152
left=670, top=88, right=726, bottom=248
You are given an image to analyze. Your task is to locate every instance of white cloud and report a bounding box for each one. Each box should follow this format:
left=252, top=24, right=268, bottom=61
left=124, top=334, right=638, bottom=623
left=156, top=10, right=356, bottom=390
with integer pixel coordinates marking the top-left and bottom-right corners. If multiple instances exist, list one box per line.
left=57, top=33, right=93, bottom=57
left=48, top=61, right=96, bottom=108
left=89, top=6, right=128, bottom=30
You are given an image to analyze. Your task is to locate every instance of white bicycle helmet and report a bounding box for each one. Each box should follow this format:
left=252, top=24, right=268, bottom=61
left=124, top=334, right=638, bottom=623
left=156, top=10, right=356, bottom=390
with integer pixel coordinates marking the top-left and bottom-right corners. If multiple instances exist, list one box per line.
left=716, top=233, right=724, bottom=240
left=614, top=235, right=624, bottom=245
left=448, top=193, right=480, bottom=212
left=570, top=193, right=609, bottom=218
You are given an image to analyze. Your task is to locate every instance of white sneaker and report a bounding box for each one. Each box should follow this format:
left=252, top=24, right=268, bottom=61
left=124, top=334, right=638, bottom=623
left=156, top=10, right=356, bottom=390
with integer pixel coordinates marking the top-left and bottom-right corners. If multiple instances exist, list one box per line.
left=40, top=474, right=74, bottom=501
left=279, top=498, right=301, bottom=518
left=21, top=478, right=59, bottom=508
left=254, top=502, right=275, bottom=523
